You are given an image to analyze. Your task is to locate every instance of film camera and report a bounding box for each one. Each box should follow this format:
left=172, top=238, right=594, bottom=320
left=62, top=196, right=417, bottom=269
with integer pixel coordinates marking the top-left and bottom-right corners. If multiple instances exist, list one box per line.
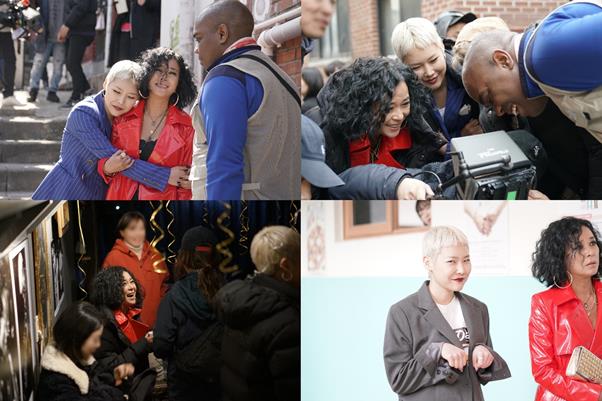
left=0, top=0, right=43, bottom=39
left=442, top=130, right=537, bottom=200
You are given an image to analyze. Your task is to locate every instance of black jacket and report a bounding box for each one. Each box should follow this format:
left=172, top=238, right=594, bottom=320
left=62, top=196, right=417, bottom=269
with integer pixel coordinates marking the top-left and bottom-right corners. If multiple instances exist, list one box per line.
left=215, top=274, right=300, bottom=401
left=65, top=0, right=97, bottom=35
left=108, top=0, right=161, bottom=66
left=154, top=272, right=219, bottom=401
left=37, top=344, right=124, bottom=401
left=93, top=306, right=151, bottom=378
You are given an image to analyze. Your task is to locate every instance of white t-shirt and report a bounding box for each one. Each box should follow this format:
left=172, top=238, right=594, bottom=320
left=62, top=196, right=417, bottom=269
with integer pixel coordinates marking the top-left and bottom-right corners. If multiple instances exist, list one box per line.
left=436, top=296, right=470, bottom=352
left=438, top=107, right=446, bottom=118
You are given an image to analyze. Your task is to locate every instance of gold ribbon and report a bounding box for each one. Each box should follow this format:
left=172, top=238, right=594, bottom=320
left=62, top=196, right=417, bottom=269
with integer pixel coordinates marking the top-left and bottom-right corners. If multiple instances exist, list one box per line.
left=216, top=202, right=239, bottom=273
left=239, top=201, right=249, bottom=256
left=76, top=201, right=88, bottom=299
left=165, top=201, right=176, bottom=265
left=290, top=201, right=300, bottom=232
left=148, top=201, right=167, bottom=274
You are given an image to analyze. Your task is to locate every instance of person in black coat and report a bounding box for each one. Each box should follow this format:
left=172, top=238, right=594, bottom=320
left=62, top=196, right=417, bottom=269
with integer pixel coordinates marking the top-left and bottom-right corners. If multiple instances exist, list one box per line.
left=57, top=0, right=97, bottom=107
left=215, top=226, right=300, bottom=401
left=90, top=266, right=155, bottom=392
left=109, top=0, right=161, bottom=66
left=154, top=225, right=223, bottom=401
left=37, top=302, right=130, bottom=401
left=301, top=67, right=324, bottom=114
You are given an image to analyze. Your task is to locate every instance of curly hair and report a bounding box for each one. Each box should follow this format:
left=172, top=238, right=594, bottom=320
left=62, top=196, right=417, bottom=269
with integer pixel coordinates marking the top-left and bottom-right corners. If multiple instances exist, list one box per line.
left=532, top=217, right=602, bottom=287
left=319, top=57, right=433, bottom=171
left=136, top=47, right=198, bottom=109
left=90, top=266, right=144, bottom=310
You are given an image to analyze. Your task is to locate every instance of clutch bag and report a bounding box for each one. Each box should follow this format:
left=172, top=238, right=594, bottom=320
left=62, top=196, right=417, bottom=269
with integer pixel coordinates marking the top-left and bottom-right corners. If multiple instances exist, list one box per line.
left=566, top=346, right=602, bottom=383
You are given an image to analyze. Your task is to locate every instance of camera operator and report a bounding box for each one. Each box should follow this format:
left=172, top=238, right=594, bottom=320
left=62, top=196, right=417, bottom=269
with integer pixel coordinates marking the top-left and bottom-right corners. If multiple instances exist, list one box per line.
left=0, top=0, right=23, bottom=108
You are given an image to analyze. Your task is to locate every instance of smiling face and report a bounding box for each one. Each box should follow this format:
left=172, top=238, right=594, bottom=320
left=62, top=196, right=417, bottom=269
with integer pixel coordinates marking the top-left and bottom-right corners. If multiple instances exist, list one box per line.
left=426, top=245, right=471, bottom=294
left=121, top=272, right=137, bottom=308
left=103, top=79, right=139, bottom=118
left=301, top=0, right=335, bottom=39
left=120, top=218, right=146, bottom=249
left=403, top=44, right=446, bottom=91
left=566, top=227, right=600, bottom=281
left=148, top=59, right=180, bottom=100
left=378, top=81, right=411, bottom=139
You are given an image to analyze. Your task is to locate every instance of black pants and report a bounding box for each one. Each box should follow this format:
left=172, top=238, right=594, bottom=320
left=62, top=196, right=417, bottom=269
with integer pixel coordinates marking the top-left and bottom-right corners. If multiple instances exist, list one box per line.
left=66, top=34, right=94, bottom=100
left=0, top=32, right=16, bottom=97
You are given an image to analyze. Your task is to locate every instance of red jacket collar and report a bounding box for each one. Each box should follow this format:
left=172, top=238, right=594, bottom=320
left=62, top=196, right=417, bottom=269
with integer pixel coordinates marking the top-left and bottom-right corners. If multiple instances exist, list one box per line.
left=547, top=279, right=602, bottom=306
left=348, top=127, right=412, bottom=169
left=113, top=307, right=142, bottom=325
left=113, top=238, right=152, bottom=259
left=115, top=100, right=191, bottom=127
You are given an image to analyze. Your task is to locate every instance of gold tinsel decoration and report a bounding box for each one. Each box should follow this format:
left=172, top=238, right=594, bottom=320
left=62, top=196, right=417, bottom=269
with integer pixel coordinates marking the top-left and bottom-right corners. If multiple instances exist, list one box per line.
left=290, top=201, right=299, bottom=232
left=75, top=201, right=88, bottom=299
left=216, top=202, right=239, bottom=273
left=239, top=201, right=249, bottom=256
left=148, top=201, right=168, bottom=274
left=165, top=201, right=176, bottom=265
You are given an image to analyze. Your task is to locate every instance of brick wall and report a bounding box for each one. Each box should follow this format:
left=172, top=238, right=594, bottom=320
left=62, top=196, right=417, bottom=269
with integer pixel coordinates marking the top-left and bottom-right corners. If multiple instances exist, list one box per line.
left=422, top=0, right=566, bottom=32
left=349, top=0, right=381, bottom=58
left=248, top=0, right=302, bottom=87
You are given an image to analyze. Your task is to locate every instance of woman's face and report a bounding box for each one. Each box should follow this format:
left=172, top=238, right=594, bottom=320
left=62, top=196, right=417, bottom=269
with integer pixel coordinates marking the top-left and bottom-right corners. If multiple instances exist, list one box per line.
left=121, top=272, right=137, bottom=308
left=426, top=245, right=471, bottom=294
left=566, top=227, right=600, bottom=280
left=104, top=79, right=139, bottom=118
left=301, top=0, right=335, bottom=39
left=403, top=44, right=447, bottom=91
left=378, top=81, right=411, bottom=139
left=120, top=219, right=146, bottom=248
left=80, top=327, right=103, bottom=360
left=149, top=58, right=180, bottom=100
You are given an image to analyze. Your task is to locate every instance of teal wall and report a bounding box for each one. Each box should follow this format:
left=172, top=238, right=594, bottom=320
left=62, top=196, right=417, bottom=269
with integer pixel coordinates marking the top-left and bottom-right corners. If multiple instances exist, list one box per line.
left=302, top=276, right=544, bottom=401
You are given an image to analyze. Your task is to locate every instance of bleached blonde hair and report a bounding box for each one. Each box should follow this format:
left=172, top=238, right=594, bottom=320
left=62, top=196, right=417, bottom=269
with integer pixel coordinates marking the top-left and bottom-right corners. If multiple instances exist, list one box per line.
left=103, top=60, right=142, bottom=88
left=422, top=226, right=469, bottom=260
left=391, top=17, right=444, bottom=61
left=250, top=226, right=300, bottom=276
left=452, top=17, right=510, bottom=71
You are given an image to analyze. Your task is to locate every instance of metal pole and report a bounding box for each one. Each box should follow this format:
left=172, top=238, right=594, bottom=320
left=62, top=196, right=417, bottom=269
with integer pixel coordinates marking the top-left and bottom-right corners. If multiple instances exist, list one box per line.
left=104, top=0, right=113, bottom=69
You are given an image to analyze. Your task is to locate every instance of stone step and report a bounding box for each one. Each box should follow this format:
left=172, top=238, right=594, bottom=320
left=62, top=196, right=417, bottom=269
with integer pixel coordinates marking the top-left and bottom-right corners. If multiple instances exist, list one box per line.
left=0, top=139, right=61, bottom=164
left=0, top=115, right=66, bottom=140
left=0, top=162, right=52, bottom=195
left=0, top=191, right=34, bottom=200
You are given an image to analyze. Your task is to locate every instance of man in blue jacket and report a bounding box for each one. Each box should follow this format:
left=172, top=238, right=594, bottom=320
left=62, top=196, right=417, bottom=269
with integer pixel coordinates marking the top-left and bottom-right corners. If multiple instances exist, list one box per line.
left=462, top=1, right=602, bottom=142
left=190, top=0, right=300, bottom=200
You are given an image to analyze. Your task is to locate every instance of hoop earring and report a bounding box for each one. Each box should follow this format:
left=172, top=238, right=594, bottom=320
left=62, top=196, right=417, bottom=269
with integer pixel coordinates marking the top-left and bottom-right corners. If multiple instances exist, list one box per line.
left=280, top=269, right=293, bottom=282
left=171, top=93, right=180, bottom=106
left=138, top=90, right=148, bottom=99
left=553, top=272, right=573, bottom=289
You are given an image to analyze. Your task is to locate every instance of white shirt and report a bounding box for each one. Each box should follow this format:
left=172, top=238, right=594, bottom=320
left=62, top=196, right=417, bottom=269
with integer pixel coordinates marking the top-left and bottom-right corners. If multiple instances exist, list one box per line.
left=436, top=296, right=470, bottom=352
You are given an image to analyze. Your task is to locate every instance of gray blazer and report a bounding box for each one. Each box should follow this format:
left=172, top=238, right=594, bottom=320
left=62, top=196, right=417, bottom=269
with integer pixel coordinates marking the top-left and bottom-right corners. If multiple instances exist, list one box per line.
left=383, top=281, right=511, bottom=401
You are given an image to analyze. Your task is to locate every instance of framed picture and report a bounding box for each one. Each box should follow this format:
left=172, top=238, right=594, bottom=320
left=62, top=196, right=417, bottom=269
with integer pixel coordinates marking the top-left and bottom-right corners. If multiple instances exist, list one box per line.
left=32, top=218, right=53, bottom=356
left=50, top=237, right=65, bottom=317
left=0, top=255, right=21, bottom=401
left=55, top=202, right=70, bottom=238
left=394, top=200, right=432, bottom=233
left=343, top=201, right=430, bottom=239
left=9, top=237, right=37, bottom=401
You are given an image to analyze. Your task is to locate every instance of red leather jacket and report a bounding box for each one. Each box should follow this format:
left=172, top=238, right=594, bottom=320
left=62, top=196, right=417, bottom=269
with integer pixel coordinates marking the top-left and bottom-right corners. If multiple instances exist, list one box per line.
left=529, top=280, right=602, bottom=401
left=102, top=101, right=193, bottom=200
left=348, top=127, right=412, bottom=169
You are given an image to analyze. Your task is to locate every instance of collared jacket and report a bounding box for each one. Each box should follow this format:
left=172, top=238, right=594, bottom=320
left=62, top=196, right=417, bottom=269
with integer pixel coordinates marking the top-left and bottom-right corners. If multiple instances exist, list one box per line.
left=529, top=280, right=602, bottom=401
left=102, top=100, right=193, bottom=200
left=102, top=239, right=169, bottom=328
left=32, top=92, right=169, bottom=200
left=384, top=281, right=511, bottom=401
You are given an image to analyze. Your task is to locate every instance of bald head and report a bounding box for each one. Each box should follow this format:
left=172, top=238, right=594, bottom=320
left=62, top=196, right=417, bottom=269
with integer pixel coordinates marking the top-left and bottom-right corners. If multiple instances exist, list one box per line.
left=462, top=29, right=516, bottom=80
left=196, top=0, right=255, bottom=43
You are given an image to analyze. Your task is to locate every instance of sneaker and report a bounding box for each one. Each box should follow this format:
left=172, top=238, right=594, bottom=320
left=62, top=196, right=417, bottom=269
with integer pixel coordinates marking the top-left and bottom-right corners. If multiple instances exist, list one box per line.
left=28, top=88, right=38, bottom=102
left=1, top=95, right=25, bottom=108
left=61, top=97, right=79, bottom=108
left=46, top=91, right=60, bottom=103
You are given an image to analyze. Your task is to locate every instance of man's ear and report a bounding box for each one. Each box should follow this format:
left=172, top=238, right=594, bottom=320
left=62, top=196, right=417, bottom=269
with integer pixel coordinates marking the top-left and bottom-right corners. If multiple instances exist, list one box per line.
left=217, top=23, right=229, bottom=45
left=491, top=49, right=514, bottom=70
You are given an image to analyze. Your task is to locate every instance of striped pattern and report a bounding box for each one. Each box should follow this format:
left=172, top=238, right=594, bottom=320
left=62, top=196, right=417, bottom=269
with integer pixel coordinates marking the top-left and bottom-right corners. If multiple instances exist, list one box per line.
left=32, top=93, right=170, bottom=200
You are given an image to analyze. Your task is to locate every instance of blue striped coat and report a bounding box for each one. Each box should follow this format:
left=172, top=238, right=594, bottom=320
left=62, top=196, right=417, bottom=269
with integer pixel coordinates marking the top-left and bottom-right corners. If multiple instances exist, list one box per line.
left=32, top=92, right=170, bottom=200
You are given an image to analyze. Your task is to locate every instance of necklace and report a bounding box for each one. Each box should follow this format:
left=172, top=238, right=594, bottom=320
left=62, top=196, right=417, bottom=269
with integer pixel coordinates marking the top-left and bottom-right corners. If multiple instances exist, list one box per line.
left=144, top=107, right=168, bottom=139
left=582, top=290, right=598, bottom=316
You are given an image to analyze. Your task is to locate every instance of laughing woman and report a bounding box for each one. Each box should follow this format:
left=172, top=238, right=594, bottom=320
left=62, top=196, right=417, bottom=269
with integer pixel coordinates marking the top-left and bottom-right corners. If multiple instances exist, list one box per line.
left=384, top=226, right=511, bottom=401
left=530, top=217, right=602, bottom=401
left=32, top=60, right=188, bottom=200
left=101, top=47, right=197, bottom=200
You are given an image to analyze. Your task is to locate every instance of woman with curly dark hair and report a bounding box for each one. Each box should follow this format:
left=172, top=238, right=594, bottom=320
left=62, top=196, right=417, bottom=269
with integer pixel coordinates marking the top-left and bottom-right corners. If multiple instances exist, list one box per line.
left=101, top=47, right=198, bottom=200
left=316, top=57, right=448, bottom=175
left=90, top=266, right=155, bottom=394
left=529, top=217, right=602, bottom=401
left=154, top=225, right=223, bottom=401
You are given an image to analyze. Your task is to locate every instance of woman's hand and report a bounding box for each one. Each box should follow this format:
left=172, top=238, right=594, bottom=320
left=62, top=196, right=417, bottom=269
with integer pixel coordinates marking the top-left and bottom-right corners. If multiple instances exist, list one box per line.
left=168, top=166, right=191, bottom=188
left=441, top=343, right=468, bottom=371
left=104, top=150, right=134, bottom=175
left=472, top=345, right=494, bottom=370
left=528, top=189, right=549, bottom=200
left=460, top=119, right=483, bottom=136
left=57, top=24, right=69, bottom=43
left=113, top=363, right=135, bottom=386
left=396, top=178, right=434, bottom=200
